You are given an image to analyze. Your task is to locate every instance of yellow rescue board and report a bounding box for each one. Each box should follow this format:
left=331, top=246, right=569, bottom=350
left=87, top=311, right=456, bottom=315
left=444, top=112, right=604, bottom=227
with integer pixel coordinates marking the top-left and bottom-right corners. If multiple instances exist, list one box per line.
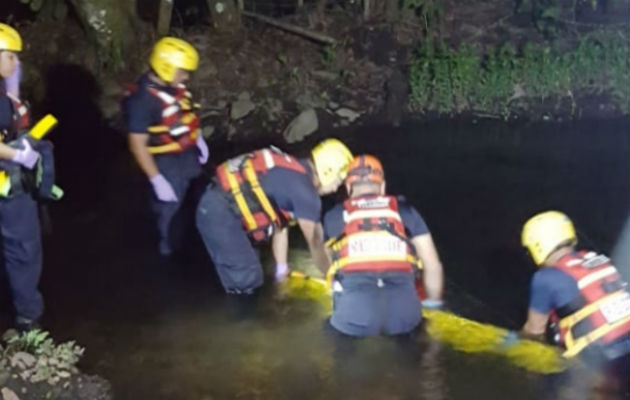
left=284, top=271, right=567, bottom=374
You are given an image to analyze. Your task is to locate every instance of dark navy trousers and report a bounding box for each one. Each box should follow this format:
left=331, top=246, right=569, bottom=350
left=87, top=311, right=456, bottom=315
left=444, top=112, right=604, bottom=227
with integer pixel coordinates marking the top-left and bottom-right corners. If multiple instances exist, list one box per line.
left=0, top=193, right=43, bottom=322
left=330, top=271, right=422, bottom=337
left=196, top=183, right=263, bottom=293
left=152, top=148, right=201, bottom=255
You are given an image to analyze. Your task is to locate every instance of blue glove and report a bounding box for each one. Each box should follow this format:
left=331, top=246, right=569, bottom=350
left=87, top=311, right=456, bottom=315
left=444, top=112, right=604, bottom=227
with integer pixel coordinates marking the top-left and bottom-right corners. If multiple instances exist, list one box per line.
left=499, top=330, right=520, bottom=349
left=422, top=299, right=444, bottom=310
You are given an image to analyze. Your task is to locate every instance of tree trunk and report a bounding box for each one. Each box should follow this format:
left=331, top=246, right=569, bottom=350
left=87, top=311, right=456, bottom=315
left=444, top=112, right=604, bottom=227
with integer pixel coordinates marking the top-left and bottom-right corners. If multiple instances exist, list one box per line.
left=67, top=0, right=139, bottom=70
left=157, top=0, right=173, bottom=36
left=385, top=0, right=399, bottom=22
left=207, top=0, right=241, bottom=32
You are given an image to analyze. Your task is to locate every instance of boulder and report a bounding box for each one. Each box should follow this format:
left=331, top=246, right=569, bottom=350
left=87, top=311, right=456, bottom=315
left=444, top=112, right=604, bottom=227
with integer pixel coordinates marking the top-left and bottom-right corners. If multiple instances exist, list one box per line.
left=283, top=109, right=318, bottom=143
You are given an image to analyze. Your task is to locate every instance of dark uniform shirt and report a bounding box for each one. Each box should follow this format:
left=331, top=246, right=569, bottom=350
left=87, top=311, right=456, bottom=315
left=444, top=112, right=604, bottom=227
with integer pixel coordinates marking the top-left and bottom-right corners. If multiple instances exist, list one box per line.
left=123, top=73, right=177, bottom=135
left=0, top=81, right=15, bottom=136
left=257, top=160, right=321, bottom=223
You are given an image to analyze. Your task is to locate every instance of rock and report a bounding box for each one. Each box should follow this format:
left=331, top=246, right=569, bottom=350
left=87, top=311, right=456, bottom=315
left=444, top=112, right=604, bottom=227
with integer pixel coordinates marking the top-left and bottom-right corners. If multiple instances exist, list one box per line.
left=1, top=387, right=19, bottom=400
left=10, top=352, right=36, bottom=369
left=230, top=98, right=255, bottom=120
left=296, top=91, right=326, bottom=111
left=311, top=70, right=338, bottom=81
left=263, top=98, right=283, bottom=121
left=327, top=101, right=339, bottom=110
left=335, top=107, right=361, bottom=122
left=100, top=97, right=121, bottom=120
left=283, top=109, right=318, bottom=144
left=0, top=371, right=9, bottom=386
left=227, top=124, right=237, bottom=139
left=197, top=61, right=218, bottom=80
left=257, top=76, right=272, bottom=88
left=202, top=126, right=215, bottom=139
left=237, top=91, right=251, bottom=101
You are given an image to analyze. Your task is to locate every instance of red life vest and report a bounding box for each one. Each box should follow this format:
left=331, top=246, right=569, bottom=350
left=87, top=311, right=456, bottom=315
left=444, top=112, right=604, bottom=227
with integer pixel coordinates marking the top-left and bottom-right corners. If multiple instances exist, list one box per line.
left=124, top=82, right=199, bottom=155
left=551, top=251, right=630, bottom=358
left=1, top=90, right=29, bottom=142
left=216, top=147, right=306, bottom=243
left=326, top=195, right=419, bottom=281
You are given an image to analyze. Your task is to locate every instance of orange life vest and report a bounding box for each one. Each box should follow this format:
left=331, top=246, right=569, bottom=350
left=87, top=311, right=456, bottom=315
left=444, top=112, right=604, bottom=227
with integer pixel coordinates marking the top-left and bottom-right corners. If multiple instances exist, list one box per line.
left=551, top=251, right=630, bottom=358
left=216, top=147, right=306, bottom=242
left=326, top=195, right=420, bottom=283
left=125, top=82, right=199, bottom=155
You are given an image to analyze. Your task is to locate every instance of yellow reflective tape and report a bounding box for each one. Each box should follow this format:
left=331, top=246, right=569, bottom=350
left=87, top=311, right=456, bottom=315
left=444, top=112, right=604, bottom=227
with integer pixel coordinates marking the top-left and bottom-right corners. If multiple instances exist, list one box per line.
left=559, top=291, right=629, bottom=330
left=0, top=171, right=11, bottom=197
left=181, top=113, right=196, bottom=124
left=29, top=114, right=58, bottom=140
left=563, top=314, right=630, bottom=358
left=242, top=159, right=279, bottom=224
left=148, top=125, right=169, bottom=133
left=223, top=167, right=257, bottom=231
left=148, top=142, right=182, bottom=154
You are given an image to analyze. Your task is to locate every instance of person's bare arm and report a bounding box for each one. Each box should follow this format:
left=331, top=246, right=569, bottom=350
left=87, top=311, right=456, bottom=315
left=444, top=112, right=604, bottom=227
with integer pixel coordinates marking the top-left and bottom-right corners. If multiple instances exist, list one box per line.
left=297, top=218, right=329, bottom=275
left=128, top=133, right=159, bottom=178
left=521, top=308, right=549, bottom=341
left=0, top=142, right=17, bottom=160
left=271, top=227, right=289, bottom=265
left=412, top=233, right=444, bottom=301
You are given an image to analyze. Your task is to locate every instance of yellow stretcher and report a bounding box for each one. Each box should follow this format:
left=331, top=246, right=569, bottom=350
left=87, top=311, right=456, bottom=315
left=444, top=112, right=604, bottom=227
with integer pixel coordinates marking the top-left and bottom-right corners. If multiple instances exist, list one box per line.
left=283, top=270, right=567, bottom=374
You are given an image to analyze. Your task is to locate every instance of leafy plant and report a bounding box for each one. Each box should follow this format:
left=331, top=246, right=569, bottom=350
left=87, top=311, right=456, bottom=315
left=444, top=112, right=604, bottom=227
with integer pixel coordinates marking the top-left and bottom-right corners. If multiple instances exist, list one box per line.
left=408, top=33, right=630, bottom=117
left=403, top=0, right=443, bottom=34
left=321, top=43, right=338, bottom=70
left=2, top=329, right=85, bottom=386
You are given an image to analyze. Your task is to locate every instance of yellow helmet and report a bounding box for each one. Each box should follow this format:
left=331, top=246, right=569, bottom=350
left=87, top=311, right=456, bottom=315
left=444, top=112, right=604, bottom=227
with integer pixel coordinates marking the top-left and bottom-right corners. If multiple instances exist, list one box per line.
left=522, top=211, right=577, bottom=265
left=0, top=23, right=22, bottom=52
left=311, top=138, right=353, bottom=188
left=149, top=37, right=199, bottom=82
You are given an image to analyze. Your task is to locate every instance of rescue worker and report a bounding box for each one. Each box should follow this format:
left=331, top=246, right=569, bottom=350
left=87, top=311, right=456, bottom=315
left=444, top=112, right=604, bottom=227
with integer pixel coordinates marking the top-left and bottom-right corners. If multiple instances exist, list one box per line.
left=0, top=24, right=45, bottom=331
left=124, top=37, right=209, bottom=257
left=519, top=211, right=630, bottom=366
left=323, top=155, right=444, bottom=337
left=196, top=139, right=353, bottom=294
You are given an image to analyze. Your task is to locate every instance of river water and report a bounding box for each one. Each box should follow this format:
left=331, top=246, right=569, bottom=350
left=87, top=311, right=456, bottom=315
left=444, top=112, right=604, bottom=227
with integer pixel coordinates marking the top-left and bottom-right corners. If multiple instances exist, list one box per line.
left=1, top=117, right=628, bottom=399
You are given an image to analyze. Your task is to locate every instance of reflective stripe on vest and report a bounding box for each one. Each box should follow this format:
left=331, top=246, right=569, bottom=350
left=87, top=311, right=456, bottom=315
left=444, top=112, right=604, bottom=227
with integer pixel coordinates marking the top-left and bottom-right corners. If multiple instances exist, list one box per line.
left=554, top=251, right=630, bottom=358
left=216, top=147, right=306, bottom=242
left=326, top=195, right=420, bottom=285
left=124, top=82, right=200, bottom=155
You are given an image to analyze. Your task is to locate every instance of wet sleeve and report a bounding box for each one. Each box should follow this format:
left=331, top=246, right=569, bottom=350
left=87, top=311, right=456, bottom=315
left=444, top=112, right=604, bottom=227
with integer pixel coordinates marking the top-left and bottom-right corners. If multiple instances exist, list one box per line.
left=323, top=205, right=344, bottom=241
left=290, top=175, right=322, bottom=222
left=123, top=92, right=155, bottom=134
left=398, top=201, right=430, bottom=237
left=529, top=270, right=554, bottom=314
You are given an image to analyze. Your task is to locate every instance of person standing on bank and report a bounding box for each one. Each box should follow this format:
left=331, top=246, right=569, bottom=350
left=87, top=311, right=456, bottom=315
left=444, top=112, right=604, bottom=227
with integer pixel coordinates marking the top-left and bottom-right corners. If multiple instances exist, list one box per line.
left=0, top=23, right=45, bottom=331
left=123, top=37, right=209, bottom=257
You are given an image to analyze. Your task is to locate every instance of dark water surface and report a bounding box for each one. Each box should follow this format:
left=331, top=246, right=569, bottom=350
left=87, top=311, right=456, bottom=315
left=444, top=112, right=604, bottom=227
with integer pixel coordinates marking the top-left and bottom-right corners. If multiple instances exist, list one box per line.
left=1, top=117, right=629, bottom=399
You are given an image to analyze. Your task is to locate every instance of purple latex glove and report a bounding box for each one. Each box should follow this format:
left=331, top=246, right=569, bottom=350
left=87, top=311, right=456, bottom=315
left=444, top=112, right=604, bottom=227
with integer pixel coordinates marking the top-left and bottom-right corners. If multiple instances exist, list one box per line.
left=197, top=135, right=209, bottom=164
left=11, top=139, right=40, bottom=169
left=5, top=57, right=21, bottom=98
left=275, top=263, right=289, bottom=282
left=150, top=174, right=178, bottom=202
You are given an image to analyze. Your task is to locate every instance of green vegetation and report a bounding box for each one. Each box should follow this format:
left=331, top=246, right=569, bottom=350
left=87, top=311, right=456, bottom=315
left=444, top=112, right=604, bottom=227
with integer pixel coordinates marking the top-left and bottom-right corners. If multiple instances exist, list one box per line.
left=0, top=330, right=84, bottom=386
left=409, top=32, right=630, bottom=117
